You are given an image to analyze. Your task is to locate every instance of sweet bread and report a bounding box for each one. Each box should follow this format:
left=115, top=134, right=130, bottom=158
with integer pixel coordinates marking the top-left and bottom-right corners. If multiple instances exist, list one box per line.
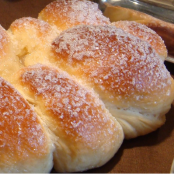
left=0, top=25, right=21, bottom=82
left=38, top=0, right=110, bottom=32
left=0, top=14, right=124, bottom=173
left=103, top=4, right=174, bottom=57
left=0, top=0, right=173, bottom=172
left=111, top=21, right=167, bottom=60
left=7, top=15, right=174, bottom=139
left=50, top=24, right=174, bottom=139
left=13, top=64, right=124, bottom=172
left=1, top=20, right=124, bottom=172
left=0, top=75, right=53, bottom=173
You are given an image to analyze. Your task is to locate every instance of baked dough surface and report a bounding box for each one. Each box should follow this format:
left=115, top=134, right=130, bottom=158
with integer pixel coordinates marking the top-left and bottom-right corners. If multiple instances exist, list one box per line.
left=0, top=0, right=173, bottom=172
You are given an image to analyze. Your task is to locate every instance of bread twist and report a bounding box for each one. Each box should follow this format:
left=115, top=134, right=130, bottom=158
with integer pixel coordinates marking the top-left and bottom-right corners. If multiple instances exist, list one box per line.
left=0, top=0, right=173, bottom=172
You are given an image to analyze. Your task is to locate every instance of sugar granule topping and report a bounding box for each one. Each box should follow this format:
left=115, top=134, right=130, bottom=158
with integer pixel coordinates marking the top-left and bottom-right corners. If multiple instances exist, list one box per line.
left=52, top=25, right=171, bottom=100
left=113, top=21, right=167, bottom=56
left=0, top=77, right=47, bottom=155
left=21, top=64, right=120, bottom=147
left=11, top=17, right=52, bottom=36
left=0, top=25, right=9, bottom=58
left=44, top=0, right=110, bottom=25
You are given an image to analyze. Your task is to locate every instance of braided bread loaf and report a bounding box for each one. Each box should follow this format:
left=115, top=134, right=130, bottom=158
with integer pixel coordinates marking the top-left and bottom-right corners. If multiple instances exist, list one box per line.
left=0, top=0, right=173, bottom=172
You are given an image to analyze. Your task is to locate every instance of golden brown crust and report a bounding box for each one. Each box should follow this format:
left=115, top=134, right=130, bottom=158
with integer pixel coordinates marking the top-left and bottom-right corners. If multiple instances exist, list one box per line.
left=10, top=17, right=52, bottom=38
left=104, top=4, right=174, bottom=57
left=38, top=0, right=110, bottom=32
left=0, top=76, right=53, bottom=172
left=0, top=0, right=173, bottom=172
left=111, top=21, right=167, bottom=59
left=15, top=64, right=124, bottom=172
left=51, top=25, right=174, bottom=138
left=8, top=17, right=58, bottom=52
left=141, top=20, right=174, bottom=57
left=52, top=25, right=171, bottom=105
left=7, top=17, right=58, bottom=67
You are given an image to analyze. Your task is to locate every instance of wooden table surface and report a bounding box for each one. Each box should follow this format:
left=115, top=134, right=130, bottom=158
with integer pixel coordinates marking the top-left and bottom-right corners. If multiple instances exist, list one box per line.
left=0, top=0, right=174, bottom=173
